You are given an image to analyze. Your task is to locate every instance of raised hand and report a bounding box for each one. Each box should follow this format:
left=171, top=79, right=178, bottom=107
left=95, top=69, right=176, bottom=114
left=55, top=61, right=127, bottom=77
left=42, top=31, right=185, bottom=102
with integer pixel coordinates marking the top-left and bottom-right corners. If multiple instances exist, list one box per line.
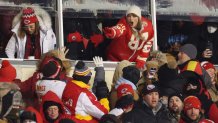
left=93, top=56, right=103, bottom=67
left=57, top=47, right=69, bottom=60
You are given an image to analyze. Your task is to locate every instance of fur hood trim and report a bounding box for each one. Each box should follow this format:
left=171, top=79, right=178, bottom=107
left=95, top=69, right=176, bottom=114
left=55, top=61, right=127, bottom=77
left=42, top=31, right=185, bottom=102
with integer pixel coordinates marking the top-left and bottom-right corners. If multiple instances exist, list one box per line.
left=12, top=5, right=52, bottom=31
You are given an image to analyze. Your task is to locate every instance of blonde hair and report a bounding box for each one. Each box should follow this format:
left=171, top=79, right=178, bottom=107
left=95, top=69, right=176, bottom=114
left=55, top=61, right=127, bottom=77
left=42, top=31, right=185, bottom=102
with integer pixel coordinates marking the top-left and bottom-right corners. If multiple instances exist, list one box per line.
left=18, top=22, right=40, bottom=39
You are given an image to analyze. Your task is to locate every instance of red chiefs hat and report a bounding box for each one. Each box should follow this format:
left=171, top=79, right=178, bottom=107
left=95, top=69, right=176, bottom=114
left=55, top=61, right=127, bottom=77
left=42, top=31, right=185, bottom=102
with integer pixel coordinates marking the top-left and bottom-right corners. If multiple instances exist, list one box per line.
left=117, top=84, right=134, bottom=99
left=0, top=60, right=16, bottom=82
left=201, top=61, right=215, bottom=70
left=22, top=7, right=38, bottom=25
left=183, top=96, right=201, bottom=112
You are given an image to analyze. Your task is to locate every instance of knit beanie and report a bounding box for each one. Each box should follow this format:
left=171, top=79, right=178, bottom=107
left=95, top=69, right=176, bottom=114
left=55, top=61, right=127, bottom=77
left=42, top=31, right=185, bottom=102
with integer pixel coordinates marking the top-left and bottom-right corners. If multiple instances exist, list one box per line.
left=183, top=96, right=201, bottom=112
left=122, top=65, right=140, bottom=85
left=201, top=61, right=215, bottom=70
left=168, top=93, right=184, bottom=106
left=22, top=7, right=38, bottom=25
left=117, top=84, right=134, bottom=99
left=179, top=44, right=197, bottom=59
left=126, top=5, right=141, bottom=19
left=142, top=84, right=159, bottom=95
left=0, top=60, right=16, bottom=82
left=40, top=57, right=62, bottom=79
left=73, top=61, right=92, bottom=84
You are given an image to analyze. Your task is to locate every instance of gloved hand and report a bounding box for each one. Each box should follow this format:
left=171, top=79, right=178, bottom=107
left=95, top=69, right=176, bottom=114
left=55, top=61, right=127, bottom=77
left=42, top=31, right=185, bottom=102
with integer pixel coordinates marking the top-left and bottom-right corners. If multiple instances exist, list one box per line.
left=109, top=108, right=124, bottom=116
left=67, top=31, right=83, bottom=42
left=95, top=80, right=109, bottom=100
left=135, top=59, right=145, bottom=69
left=93, top=56, right=103, bottom=67
left=115, top=94, right=134, bottom=109
left=90, top=34, right=104, bottom=47
left=103, top=27, right=115, bottom=38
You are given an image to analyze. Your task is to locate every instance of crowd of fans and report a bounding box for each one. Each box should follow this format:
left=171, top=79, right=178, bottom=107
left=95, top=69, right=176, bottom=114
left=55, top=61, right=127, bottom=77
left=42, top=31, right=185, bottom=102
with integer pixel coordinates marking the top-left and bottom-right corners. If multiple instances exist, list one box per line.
left=0, top=3, right=218, bottom=123
left=0, top=43, right=218, bottom=123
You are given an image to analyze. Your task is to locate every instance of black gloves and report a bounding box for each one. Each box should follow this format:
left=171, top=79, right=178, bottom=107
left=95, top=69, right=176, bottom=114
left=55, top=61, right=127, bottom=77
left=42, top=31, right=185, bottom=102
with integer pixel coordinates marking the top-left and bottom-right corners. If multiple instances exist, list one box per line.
left=115, top=94, right=134, bottom=109
left=95, top=80, right=109, bottom=100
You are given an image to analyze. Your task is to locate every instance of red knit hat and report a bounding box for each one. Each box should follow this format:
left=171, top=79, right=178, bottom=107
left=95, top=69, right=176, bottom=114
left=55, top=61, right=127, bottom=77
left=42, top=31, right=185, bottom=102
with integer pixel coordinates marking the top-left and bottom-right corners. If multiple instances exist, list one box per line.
left=183, top=96, right=201, bottom=112
left=117, top=84, right=134, bottom=99
left=201, top=61, right=215, bottom=70
left=22, top=7, right=38, bottom=25
left=0, top=60, right=16, bottom=82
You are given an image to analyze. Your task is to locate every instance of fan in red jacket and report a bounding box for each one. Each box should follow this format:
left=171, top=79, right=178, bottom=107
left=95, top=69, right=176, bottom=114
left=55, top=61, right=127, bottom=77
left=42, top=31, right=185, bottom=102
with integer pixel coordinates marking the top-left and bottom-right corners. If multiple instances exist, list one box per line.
left=62, top=61, right=109, bottom=123
left=104, top=5, right=154, bottom=69
left=40, top=91, right=72, bottom=123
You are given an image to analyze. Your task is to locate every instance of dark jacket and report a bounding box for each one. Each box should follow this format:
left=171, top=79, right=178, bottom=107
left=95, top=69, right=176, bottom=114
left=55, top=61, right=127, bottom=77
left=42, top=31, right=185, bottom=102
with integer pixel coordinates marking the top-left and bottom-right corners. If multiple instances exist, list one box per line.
left=121, top=108, right=148, bottom=123
left=178, top=59, right=212, bottom=89
left=197, top=25, right=218, bottom=64
left=136, top=101, right=171, bottom=123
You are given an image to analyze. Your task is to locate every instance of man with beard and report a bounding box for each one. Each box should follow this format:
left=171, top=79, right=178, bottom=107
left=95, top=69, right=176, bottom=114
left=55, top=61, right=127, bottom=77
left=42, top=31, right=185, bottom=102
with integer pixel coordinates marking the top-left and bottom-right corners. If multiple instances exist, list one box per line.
left=103, top=5, right=154, bottom=69
left=179, top=96, right=214, bottom=123
left=168, top=93, right=184, bottom=123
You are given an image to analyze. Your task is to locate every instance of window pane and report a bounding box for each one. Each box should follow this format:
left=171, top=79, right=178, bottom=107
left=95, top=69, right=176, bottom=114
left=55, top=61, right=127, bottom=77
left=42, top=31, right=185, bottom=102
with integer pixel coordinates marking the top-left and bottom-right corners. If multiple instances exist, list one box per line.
left=63, top=0, right=150, bottom=60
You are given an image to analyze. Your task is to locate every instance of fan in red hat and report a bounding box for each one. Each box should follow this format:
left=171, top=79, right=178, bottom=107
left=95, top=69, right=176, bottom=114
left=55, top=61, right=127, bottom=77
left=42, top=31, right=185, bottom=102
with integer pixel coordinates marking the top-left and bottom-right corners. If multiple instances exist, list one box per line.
left=201, top=61, right=216, bottom=84
left=22, top=7, right=38, bottom=25
left=117, top=83, right=134, bottom=99
left=5, top=6, right=56, bottom=59
left=179, top=96, right=207, bottom=123
left=0, top=60, right=16, bottom=82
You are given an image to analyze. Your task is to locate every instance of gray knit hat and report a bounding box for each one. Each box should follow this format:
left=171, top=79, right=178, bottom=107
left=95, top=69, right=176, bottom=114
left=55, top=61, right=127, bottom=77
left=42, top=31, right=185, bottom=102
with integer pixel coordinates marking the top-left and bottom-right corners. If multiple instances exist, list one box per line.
left=179, top=44, right=197, bottom=59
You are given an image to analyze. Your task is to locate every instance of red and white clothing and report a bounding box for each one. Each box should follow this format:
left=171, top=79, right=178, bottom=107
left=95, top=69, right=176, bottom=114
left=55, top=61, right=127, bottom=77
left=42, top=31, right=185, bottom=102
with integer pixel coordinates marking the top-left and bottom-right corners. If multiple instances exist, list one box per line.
left=40, top=91, right=68, bottom=123
left=36, top=79, right=66, bottom=103
left=106, top=17, right=154, bottom=65
left=62, top=80, right=109, bottom=123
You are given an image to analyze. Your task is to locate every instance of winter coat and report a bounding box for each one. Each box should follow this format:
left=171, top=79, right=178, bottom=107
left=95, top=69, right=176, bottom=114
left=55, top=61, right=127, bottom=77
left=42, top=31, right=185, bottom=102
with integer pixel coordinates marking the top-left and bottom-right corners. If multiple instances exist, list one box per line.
left=40, top=91, right=67, bottom=123
left=0, top=85, right=22, bottom=123
left=36, top=79, right=66, bottom=102
left=168, top=112, right=180, bottom=123
left=62, top=80, right=109, bottom=123
left=106, top=17, right=154, bottom=64
left=5, top=7, right=56, bottom=59
left=178, top=59, right=212, bottom=89
left=14, top=71, right=71, bottom=109
left=135, top=101, right=171, bottom=123
left=121, top=108, right=148, bottom=123
left=207, top=103, right=218, bottom=123
left=92, top=67, right=106, bottom=94
left=197, top=26, right=218, bottom=64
